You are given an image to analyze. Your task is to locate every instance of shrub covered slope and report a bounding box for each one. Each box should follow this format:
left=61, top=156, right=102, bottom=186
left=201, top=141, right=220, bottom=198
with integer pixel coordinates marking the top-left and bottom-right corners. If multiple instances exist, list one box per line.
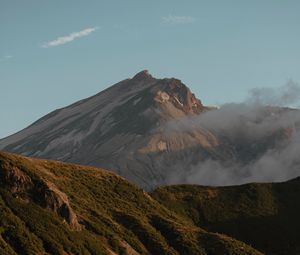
left=152, top=180, right=300, bottom=255
left=0, top=151, right=262, bottom=255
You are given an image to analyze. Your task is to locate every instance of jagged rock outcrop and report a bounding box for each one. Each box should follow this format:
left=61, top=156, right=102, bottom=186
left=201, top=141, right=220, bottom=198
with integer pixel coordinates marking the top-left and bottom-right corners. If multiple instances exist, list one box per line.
left=0, top=160, right=81, bottom=230
left=35, top=179, right=82, bottom=230
left=0, top=164, right=32, bottom=194
left=154, top=78, right=204, bottom=115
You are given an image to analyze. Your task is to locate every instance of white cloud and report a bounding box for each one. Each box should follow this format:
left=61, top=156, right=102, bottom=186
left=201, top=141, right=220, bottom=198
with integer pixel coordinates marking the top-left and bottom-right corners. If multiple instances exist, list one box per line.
left=162, top=15, right=195, bottom=25
left=42, top=27, right=99, bottom=48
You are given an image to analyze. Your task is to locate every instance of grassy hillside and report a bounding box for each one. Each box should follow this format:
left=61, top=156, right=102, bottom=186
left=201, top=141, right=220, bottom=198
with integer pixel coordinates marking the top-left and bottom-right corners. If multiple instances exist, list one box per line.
left=152, top=180, right=300, bottom=255
left=0, top=151, right=261, bottom=255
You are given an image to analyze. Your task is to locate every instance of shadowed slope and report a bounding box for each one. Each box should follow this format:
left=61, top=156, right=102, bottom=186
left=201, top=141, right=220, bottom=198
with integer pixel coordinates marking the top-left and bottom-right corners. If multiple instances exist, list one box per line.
left=152, top=180, right=300, bottom=255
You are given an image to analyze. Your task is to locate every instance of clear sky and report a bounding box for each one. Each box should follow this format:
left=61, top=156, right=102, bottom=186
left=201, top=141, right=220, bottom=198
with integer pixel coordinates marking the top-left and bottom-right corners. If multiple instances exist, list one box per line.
left=1, top=0, right=300, bottom=138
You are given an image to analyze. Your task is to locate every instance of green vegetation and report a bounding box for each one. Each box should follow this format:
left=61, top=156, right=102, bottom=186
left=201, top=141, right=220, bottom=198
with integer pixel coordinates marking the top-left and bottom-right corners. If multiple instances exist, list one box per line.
left=0, top=151, right=262, bottom=255
left=152, top=181, right=300, bottom=255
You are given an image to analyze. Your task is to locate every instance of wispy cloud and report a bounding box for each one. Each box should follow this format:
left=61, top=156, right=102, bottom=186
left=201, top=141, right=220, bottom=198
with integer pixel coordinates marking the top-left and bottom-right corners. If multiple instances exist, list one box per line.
left=42, top=27, right=99, bottom=48
left=162, top=15, right=195, bottom=25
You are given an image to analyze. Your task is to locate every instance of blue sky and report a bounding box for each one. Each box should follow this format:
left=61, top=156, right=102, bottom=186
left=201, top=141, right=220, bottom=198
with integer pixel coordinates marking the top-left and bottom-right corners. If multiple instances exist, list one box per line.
left=1, top=0, right=300, bottom=138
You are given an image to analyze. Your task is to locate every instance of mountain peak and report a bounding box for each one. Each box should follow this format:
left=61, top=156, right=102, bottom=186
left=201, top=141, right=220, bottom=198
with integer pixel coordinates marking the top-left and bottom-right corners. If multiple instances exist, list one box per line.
left=0, top=71, right=207, bottom=189
left=132, top=70, right=154, bottom=81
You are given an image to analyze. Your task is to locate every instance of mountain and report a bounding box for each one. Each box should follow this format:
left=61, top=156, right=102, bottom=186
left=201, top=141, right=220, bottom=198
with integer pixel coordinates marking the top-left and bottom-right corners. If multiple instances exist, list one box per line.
left=0, top=151, right=262, bottom=255
left=0, top=70, right=221, bottom=189
left=152, top=180, right=300, bottom=255
left=0, top=71, right=298, bottom=190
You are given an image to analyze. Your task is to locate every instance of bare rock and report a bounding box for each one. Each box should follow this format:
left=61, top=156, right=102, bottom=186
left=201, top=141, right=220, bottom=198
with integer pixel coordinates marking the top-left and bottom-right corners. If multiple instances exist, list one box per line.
left=0, top=160, right=81, bottom=230
left=0, top=164, right=32, bottom=194
left=35, top=180, right=81, bottom=231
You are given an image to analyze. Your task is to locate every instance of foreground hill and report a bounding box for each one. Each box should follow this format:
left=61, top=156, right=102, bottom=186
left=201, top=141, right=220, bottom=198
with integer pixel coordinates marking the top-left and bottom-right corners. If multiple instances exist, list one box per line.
left=0, top=151, right=261, bottom=255
left=1, top=71, right=298, bottom=190
left=152, top=180, right=300, bottom=255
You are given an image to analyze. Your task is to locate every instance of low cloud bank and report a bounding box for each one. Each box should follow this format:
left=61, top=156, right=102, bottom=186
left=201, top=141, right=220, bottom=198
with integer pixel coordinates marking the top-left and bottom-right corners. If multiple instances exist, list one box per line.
left=165, top=81, right=300, bottom=186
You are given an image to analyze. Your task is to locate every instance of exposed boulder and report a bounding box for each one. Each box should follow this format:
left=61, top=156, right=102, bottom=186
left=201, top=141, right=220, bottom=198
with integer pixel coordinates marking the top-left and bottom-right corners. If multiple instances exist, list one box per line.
left=0, top=161, right=81, bottom=230
left=34, top=179, right=81, bottom=230
left=0, top=163, right=32, bottom=194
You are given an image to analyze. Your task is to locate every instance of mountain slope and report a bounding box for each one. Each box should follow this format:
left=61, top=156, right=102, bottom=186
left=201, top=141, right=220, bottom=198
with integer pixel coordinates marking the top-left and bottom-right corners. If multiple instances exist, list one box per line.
left=152, top=180, right=300, bottom=255
left=0, top=71, right=223, bottom=190
left=0, top=71, right=298, bottom=190
left=0, top=151, right=262, bottom=255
